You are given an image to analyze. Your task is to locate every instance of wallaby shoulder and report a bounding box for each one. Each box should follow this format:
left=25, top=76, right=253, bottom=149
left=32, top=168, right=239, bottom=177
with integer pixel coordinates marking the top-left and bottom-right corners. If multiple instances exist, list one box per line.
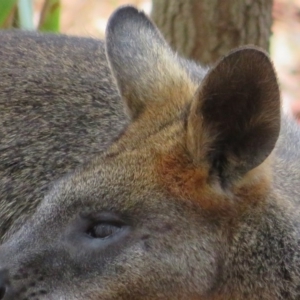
left=0, top=30, right=127, bottom=241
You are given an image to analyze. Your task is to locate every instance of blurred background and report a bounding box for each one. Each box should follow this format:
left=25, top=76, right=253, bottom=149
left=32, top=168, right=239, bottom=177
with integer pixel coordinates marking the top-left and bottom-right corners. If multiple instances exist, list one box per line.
left=1, top=0, right=300, bottom=123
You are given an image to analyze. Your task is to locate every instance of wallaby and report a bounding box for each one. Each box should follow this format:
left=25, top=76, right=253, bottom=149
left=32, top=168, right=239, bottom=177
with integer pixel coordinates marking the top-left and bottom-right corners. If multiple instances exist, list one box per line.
left=1, top=5, right=300, bottom=300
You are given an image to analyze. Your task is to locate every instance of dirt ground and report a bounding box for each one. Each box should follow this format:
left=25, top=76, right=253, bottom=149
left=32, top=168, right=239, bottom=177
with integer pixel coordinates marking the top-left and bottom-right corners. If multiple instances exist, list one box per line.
left=33, top=0, right=300, bottom=123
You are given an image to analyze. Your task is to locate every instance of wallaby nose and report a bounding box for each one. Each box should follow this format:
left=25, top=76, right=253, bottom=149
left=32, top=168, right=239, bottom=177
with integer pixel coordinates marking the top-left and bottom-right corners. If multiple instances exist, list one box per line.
left=0, top=270, right=9, bottom=299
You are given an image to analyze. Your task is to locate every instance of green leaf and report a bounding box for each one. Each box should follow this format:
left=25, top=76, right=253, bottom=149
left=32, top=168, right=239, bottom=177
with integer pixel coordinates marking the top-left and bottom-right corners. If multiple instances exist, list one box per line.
left=38, top=0, right=60, bottom=32
left=0, top=0, right=18, bottom=27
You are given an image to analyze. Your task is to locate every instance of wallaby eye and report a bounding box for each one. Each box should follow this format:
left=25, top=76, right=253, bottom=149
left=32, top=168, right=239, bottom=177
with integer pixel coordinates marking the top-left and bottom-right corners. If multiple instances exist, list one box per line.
left=87, top=223, right=122, bottom=239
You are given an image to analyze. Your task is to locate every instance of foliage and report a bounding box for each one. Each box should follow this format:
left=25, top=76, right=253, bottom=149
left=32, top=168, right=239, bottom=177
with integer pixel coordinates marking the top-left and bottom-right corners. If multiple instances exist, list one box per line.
left=0, top=0, right=60, bottom=32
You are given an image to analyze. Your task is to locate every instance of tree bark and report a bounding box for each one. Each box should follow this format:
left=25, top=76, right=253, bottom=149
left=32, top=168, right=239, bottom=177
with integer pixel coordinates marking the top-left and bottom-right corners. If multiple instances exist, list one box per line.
left=151, top=0, right=273, bottom=65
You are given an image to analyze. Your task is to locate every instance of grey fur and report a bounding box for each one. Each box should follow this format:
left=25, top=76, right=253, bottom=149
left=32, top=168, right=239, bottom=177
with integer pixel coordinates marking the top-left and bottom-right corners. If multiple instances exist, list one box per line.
left=0, top=5, right=299, bottom=300
left=0, top=30, right=127, bottom=242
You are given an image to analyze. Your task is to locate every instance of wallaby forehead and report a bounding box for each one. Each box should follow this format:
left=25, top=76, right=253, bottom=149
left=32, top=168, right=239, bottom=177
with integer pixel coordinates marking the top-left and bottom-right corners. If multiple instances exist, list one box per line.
left=46, top=150, right=162, bottom=213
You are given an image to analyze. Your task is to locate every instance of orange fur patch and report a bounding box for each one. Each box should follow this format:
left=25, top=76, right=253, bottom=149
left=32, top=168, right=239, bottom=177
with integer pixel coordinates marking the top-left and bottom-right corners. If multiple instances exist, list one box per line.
left=156, top=146, right=271, bottom=215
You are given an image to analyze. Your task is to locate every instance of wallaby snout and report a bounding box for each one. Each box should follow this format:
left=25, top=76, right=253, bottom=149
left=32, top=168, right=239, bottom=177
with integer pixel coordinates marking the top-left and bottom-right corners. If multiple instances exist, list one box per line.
left=0, top=270, right=9, bottom=300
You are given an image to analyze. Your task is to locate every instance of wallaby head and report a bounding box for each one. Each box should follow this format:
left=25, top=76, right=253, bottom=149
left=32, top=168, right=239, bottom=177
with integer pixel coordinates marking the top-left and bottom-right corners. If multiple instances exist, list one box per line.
left=0, top=6, right=285, bottom=300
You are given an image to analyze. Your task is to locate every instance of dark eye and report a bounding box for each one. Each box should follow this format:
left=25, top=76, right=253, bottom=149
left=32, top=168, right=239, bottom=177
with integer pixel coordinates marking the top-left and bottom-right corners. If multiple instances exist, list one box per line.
left=87, top=223, right=122, bottom=239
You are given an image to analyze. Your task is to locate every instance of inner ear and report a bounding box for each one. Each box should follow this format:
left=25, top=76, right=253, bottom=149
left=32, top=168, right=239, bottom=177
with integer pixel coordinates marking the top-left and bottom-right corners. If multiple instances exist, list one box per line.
left=186, top=46, right=281, bottom=185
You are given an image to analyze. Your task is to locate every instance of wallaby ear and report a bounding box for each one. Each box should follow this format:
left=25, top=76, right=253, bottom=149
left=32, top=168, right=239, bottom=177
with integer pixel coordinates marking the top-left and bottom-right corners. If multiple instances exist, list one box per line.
left=105, top=6, right=192, bottom=119
left=186, top=47, right=281, bottom=187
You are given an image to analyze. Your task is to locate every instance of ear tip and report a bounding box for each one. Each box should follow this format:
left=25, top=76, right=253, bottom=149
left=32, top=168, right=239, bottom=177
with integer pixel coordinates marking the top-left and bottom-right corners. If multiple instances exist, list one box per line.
left=109, top=5, right=140, bottom=20
left=218, top=45, right=279, bottom=87
left=226, top=45, right=272, bottom=64
left=106, top=5, right=148, bottom=35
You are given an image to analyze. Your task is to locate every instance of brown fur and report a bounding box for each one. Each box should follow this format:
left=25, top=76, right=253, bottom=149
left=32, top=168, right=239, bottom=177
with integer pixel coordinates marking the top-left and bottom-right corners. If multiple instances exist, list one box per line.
left=157, top=147, right=271, bottom=214
left=0, top=6, right=299, bottom=300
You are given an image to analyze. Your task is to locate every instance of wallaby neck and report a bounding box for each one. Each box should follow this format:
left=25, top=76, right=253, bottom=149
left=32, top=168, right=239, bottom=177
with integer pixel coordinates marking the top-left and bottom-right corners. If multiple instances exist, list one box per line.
left=219, top=196, right=300, bottom=300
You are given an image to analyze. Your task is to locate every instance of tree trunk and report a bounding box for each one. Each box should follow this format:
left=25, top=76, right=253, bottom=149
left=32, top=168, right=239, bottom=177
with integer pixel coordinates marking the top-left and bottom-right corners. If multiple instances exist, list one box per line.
left=151, top=0, right=273, bottom=65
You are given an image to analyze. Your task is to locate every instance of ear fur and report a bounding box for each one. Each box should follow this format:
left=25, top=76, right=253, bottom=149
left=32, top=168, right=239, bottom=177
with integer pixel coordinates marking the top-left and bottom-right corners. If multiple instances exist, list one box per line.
left=105, top=6, right=193, bottom=119
left=186, top=46, right=281, bottom=186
